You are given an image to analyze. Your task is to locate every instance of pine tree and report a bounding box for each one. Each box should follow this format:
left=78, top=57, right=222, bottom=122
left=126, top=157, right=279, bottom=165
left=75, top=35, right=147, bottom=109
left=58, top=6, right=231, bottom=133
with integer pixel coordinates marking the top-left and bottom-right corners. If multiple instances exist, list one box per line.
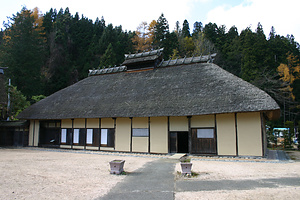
left=182, top=19, right=190, bottom=38
left=99, top=43, right=116, bottom=68
left=193, top=21, right=202, bottom=36
left=153, top=13, right=169, bottom=49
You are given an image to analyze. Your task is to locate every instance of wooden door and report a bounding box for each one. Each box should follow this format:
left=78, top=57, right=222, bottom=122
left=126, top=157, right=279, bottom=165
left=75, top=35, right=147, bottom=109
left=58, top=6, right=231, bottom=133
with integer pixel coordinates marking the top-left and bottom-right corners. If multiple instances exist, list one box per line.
left=191, top=128, right=216, bottom=154
left=170, top=132, right=177, bottom=153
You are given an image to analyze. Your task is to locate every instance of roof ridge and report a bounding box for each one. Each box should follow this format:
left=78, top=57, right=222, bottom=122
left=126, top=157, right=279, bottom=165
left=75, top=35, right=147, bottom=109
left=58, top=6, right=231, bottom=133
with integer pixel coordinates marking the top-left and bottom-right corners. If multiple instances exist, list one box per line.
left=158, top=53, right=217, bottom=67
left=88, top=65, right=127, bottom=76
left=88, top=53, right=217, bottom=76
left=124, top=48, right=164, bottom=60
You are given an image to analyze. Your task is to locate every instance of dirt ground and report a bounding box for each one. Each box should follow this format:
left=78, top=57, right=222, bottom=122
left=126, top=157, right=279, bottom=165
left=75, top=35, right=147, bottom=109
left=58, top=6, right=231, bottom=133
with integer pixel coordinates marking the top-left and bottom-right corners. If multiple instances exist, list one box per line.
left=1, top=148, right=300, bottom=200
left=175, top=152, right=300, bottom=200
left=0, top=148, right=157, bottom=200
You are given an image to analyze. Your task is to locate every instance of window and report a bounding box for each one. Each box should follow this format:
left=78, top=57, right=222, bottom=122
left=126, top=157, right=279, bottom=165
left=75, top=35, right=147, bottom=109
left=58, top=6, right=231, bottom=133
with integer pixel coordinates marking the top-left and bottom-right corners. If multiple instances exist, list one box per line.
left=61, top=129, right=67, bottom=143
left=61, top=128, right=72, bottom=144
left=86, top=129, right=100, bottom=147
left=86, top=129, right=93, bottom=144
left=132, top=128, right=149, bottom=137
left=73, top=129, right=85, bottom=145
left=73, top=129, right=80, bottom=144
left=197, top=129, right=214, bottom=138
left=101, top=129, right=115, bottom=147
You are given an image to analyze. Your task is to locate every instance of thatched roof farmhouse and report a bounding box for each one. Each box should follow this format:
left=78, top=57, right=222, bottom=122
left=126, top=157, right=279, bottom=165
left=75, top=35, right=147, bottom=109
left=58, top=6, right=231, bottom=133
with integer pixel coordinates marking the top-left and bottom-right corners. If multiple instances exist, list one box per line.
left=18, top=49, right=279, bottom=156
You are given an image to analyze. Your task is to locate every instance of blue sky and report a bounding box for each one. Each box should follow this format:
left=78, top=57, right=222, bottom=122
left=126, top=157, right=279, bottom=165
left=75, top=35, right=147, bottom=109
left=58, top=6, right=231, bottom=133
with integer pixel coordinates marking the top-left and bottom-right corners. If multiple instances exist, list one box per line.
left=1, top=0, right=299, bottom=42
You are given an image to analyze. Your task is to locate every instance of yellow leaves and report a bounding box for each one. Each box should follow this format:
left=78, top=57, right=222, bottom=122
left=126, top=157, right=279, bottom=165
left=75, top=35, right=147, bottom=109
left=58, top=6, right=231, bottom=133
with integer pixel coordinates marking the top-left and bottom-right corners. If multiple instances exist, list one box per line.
left=182, top=36, right=194, bottom=56
left=171, top=49, right=179, bottom=60
left=278, top=63, right=293, bottom=83
left=294, top=65, right=300, bottom=73
left=2, top=30, right=12, bottom=43
left=277, top=53, right=300, bottom=85
left=132, top=20, right=157, bottom=52
left=147, top=20, right=156, bottom=46
left=277, top=52, right=300, bottom=100
left=31, top=7, right=45, bottom=34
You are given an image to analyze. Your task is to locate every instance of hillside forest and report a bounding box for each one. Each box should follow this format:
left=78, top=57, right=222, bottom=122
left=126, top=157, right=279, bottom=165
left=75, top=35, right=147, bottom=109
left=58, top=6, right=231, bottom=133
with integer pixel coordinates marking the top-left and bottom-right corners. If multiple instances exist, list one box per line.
left=0, top=7, right=300, bottom=129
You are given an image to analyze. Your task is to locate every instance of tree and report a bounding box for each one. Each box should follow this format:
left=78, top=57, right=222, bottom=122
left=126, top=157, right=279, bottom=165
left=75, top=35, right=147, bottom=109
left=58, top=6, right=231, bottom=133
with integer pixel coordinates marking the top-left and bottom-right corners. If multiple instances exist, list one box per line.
left=99, top=43, right=117, bottom=67
left=181, top=36, right=194, bottom=57
left=132, top=21, right=156, bottom=52
left=193, top=21, right=203, bottom=36
left=277, top=52, right=300, bottom=100
left=182, top=19, right=190, bottom=38
left=132, top=21, right=148, bottom=51
left=0, top=7, right=46, bottom=97
left=175, top=21, right=180, bottom=36
left=193, top=31, right=215, bottom=56
left=147, top=20, right=156, bottom=49
left=163, top=31, right=179, bottom=59
left=153, top=13, right=169, bottom=48
left=203, top=22, right=218, bottom=44
left=269, top=26, right=276, bottom=40
left=6, top=85, right=30, bottom=120
left=239, top=24, right=269, bottom=82
left=31, top=95, right=46, bottom=104
left=284, top=121, right=294, bottom=149
left=43, top=8, right=74, bottom=95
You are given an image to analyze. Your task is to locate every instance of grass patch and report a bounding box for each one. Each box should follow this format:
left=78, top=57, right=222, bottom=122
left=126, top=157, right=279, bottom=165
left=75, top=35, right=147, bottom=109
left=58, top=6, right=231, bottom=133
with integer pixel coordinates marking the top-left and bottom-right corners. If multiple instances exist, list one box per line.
left=177, top=171, right=200, bottom=178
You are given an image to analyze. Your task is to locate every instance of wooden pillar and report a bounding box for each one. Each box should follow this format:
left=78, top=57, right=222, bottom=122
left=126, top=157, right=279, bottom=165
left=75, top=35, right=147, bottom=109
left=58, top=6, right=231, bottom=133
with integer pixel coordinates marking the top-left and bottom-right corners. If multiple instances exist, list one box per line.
left=99, top=118, right=101, bottom=151
left=235, top=113, right=239, bottom=156
left=113, top=117, right=116, bottom=150
left=84, top=118, right=87, bottom=150
left=167, top=116, right=170, bottom=153
left=71, top=119, right=74, bottom=149
left=32, top=120, right=35, bottom=147
left=260, top=112, right=265, bottom=157
left=130, top=117, right=133, bottom=152
left=214, top=114, right=218, bottom=155
left=187, top=116, right=192, bottom=154
left=148, top=117, right=151, bottom=153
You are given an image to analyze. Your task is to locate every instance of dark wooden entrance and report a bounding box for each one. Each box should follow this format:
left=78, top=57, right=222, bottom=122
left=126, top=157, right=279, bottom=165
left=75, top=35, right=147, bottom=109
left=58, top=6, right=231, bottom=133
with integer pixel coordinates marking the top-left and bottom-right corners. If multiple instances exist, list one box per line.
left=170, top=132, right=189, bottom=153
left=191, top=128, right=216, bottom=154
left=39, top=121, right=61, bottom=147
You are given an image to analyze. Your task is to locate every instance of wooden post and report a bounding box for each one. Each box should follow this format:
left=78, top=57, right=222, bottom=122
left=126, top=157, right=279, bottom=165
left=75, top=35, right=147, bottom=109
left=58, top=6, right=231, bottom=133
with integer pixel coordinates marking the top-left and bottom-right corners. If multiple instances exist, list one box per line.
left=130, top=117, right=133, bottom=152
left=235, top=113, right=239, bottom=157
left=187, top=116, right=192, bottom=154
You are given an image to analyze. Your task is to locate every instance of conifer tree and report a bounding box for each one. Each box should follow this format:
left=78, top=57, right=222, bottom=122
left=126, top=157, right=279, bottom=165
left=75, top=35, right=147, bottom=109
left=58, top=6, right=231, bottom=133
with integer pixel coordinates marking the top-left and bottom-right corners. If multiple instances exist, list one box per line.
left=153, top=13, right=169, bottom=49
left=0, top=7, right=46, bottom=97
left=182, top=19, right=190, bottom=38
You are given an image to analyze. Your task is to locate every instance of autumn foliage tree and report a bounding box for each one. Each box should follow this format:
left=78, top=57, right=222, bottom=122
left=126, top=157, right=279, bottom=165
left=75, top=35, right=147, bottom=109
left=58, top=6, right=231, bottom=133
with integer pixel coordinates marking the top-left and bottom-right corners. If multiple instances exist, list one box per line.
left=277, top=52, right=300, bottom=100
left=132, top=20, right=156, bottom=52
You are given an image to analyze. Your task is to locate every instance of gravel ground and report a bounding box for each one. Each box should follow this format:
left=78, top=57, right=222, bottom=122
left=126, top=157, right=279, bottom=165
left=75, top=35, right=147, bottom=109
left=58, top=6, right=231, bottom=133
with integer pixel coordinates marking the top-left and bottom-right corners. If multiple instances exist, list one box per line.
left=0, top=148, right=157, bottom=200
left=175, top=152, right=300, bottom=199
left=1, top=148, right=300, bottom=200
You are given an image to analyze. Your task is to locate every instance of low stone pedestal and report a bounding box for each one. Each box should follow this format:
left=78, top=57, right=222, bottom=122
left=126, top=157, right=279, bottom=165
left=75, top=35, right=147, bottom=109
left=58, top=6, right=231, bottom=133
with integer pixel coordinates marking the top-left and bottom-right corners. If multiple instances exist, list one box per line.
left=109, top=160, right=125, bottom=174
left=180, top=162, right=192, bottom=175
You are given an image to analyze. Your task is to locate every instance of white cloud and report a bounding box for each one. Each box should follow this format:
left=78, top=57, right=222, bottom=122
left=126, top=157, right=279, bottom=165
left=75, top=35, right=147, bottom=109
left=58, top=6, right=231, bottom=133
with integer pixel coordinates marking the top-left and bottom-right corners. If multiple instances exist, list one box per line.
left=204, top=0, right=300, bottom=41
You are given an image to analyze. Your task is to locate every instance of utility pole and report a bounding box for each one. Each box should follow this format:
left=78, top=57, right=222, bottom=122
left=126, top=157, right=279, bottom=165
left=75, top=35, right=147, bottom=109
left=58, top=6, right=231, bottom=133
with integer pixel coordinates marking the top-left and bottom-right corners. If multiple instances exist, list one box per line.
left=7, top=78, right=11, bottom=121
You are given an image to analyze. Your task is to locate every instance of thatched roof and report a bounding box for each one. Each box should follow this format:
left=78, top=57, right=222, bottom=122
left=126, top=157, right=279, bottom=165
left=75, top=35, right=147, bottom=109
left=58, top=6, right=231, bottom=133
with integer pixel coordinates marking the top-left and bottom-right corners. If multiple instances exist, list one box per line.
left=18, top=62, right=279, bottom=120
